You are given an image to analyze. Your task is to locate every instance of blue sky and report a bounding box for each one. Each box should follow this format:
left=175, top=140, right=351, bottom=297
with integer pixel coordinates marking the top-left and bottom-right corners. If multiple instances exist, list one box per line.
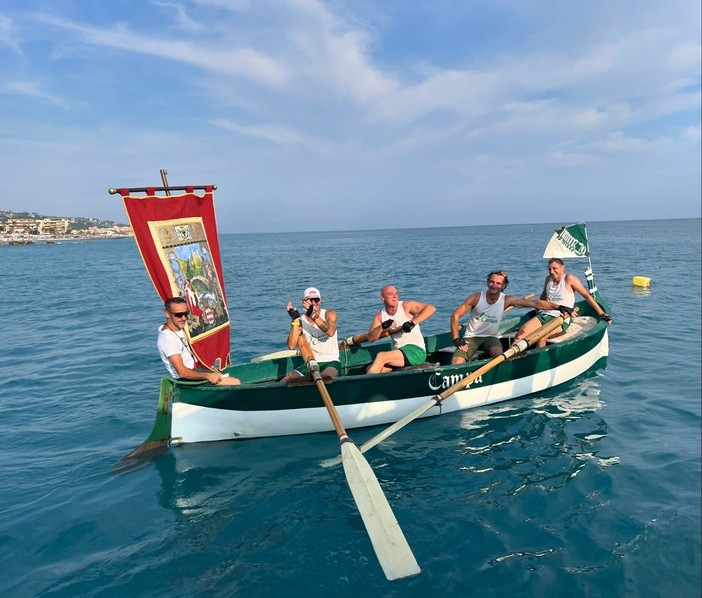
left=1, top=0, right=700, bottom=232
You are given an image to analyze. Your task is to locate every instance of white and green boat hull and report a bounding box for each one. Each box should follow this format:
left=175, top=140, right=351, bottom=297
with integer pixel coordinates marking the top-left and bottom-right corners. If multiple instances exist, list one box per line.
left=142, top=303, right=609, bottom=447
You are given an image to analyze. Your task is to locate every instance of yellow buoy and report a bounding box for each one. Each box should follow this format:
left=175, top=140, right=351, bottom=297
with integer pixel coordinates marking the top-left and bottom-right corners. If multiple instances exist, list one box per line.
left=632, top=276, right=651, bottom=288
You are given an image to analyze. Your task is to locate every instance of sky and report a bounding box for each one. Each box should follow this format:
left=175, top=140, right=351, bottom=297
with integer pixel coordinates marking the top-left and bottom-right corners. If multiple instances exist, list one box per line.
left=0, top=0, right=700, bottom=233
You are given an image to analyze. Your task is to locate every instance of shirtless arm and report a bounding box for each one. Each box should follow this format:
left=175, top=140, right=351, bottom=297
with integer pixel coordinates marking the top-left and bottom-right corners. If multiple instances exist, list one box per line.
left=313, top=308, right=337, bottom=337
left=403, top=300, right=436, bottom=325
left=504, top=296, right=559, bottom=311
left=366, top=312, right=385, bottom=342
left=286, top=301, right=303, bottom=350
left=566, top=274, right=609, bottom=319
left=450, top=292, right=480, bottom=340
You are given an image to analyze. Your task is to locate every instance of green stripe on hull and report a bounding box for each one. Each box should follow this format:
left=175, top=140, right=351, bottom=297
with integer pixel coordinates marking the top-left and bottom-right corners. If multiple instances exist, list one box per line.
left=173, top=318, right=607, bottom=412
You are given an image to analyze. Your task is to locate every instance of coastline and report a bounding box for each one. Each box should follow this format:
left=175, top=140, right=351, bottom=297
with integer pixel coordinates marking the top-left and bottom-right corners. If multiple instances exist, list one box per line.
left=0, top=233, right=132, bottom=245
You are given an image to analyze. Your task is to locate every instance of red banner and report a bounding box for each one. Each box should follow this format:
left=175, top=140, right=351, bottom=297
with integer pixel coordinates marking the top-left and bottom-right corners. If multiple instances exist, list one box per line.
left=120, top=187, right=230, bottom=370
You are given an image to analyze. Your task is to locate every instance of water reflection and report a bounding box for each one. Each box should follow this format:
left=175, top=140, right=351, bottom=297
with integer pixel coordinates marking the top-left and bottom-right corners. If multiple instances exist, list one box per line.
left=631, top=286, right=652, bottom=297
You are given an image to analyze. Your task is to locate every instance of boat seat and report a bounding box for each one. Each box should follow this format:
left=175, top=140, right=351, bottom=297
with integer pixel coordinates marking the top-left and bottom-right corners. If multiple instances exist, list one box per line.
left=546, top=316, right=598, bottom=344
left=285, top=375, right=335, bottom=387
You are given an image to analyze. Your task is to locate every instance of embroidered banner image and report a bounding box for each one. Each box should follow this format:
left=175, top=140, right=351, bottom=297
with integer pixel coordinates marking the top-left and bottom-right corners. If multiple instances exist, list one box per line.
left=121, top=187, right=231, bottom=370
left=150, top=219, right=230, bottom=340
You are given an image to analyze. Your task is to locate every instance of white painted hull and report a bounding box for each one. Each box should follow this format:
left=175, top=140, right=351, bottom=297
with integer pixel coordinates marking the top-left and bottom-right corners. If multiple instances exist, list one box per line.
left=170, top=330, right=608, bottom=445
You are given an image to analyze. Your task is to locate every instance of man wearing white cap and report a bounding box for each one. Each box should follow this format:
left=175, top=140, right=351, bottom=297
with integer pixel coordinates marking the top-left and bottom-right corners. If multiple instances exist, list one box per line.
left=282, top=287, right=340, bottom=383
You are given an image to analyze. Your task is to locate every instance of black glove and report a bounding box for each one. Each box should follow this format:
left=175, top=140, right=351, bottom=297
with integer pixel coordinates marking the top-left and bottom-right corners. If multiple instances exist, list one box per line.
left=287, top=307, right=301, bottom=320
left=381, top=318, right=394, bottom=330
left=402, top=321, right=415, bottom=333
left=525, top=309, right=538, bottom=319
left=306, top=304, right=314, bottom=317
left=453, top=338, right=464, bottom=348
left=558, top=305, right=574, bottom=316
left=600, top=313, right=612, bottom=323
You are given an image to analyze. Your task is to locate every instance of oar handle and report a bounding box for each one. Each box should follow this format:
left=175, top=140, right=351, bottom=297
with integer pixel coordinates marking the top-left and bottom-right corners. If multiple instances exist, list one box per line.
left=504, top=292, right=535, bottom=312
left=297, top=335, right=348, bottom=437
left=340, top=325, right=403, bottom=348
left=438, top=307, right=576, bottom=401
left=341, top=295, right=535, bottom=349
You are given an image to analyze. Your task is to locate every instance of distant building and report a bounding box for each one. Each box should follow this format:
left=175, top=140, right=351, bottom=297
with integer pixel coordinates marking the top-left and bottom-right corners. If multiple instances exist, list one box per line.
left=38, top=218, right=71, bottom=235
left=7, top=218, right=40, bottom=235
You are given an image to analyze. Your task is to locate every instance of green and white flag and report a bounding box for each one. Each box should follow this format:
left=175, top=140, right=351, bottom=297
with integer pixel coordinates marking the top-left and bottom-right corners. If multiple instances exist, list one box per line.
left=543, top=223, right=589, bottom=258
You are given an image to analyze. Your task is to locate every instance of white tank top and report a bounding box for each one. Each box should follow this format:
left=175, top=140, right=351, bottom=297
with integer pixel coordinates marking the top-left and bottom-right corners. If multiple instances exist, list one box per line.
left=543, top=276, right=575, bottom=317
left=301, top=308, right=340, bottom=362
left=382, top=301, right=425, bottom=351
left=464, top=292, right=505, bottom=337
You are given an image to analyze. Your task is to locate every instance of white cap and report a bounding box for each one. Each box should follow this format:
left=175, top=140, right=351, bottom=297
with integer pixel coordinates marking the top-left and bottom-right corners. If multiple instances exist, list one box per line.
left=303, top=287, right=321, bottom=299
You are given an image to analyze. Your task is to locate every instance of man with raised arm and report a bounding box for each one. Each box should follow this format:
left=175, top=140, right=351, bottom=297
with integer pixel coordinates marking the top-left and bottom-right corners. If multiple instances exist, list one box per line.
left=514, top=259, right=612, bottom=348
left=282, top=287, right=340, bottom=383
left=366, top=285, right=436, bottom=374
left=450, top=270, right=569, bottom=364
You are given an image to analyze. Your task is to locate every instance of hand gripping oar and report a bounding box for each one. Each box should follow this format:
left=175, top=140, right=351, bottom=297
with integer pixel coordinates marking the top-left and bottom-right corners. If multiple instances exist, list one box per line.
left=358, top=308, right=576, bottom=455
left=296, top=335, right=420, bottom=581
left=341, top=296, right=535, bottom=349
left=252, top=326, right=403, bottom=362
left=340, top=325, right=403, bottom=348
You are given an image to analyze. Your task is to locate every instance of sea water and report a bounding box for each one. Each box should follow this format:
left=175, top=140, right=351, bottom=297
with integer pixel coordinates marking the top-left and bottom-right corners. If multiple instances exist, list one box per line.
left=0, top=219, right=700, bottom=597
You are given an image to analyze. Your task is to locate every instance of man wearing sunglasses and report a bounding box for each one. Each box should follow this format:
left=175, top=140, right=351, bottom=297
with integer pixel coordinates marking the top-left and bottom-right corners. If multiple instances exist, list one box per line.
left=450, top=270, right=566, bottom=364
left=282, top=287, right=340, bottom=383
left=157, top=297, right=240, bottom=385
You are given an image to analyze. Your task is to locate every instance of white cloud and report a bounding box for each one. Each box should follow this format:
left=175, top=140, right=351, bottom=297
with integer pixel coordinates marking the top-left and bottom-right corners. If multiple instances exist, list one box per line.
left=0, top=14, right=24, bottom=57
left=547, top=150, right=601, bottom=168
left=150, top=0, right=204, bottom=33
left=32, top=13, right=290, bottom=87
left=3, top=80, right=73, bottom=110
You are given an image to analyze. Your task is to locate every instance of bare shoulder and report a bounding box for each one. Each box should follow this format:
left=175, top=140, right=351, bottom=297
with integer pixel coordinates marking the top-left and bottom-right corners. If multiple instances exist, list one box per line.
left=565, top=273, right=585, bottom=288
left=402, top=299, right=424, bottom=312
left=455, top=291, right=480, bottom=310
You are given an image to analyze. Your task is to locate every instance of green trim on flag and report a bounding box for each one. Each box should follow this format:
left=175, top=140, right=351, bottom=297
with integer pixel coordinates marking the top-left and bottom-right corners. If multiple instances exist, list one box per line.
left=543, top=223, right=589, bottom=258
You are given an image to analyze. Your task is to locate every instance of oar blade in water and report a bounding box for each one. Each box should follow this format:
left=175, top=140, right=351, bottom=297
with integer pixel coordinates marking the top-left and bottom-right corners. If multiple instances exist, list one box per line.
left=340, top=441, right=420, bottom=580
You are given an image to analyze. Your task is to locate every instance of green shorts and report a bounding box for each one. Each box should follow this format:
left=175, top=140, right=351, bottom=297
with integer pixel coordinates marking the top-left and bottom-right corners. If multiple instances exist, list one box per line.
left=295, top=360, right=342, bottom=377
left=536, top=313, right=571, bottom=331
left=399, top=344, right=427, bottom=366
left=453, top=336, right=502, bottom=361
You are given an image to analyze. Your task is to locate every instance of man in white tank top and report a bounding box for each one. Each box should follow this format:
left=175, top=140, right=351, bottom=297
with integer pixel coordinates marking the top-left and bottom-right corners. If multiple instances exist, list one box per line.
left=450, top=270, right=563, bottom=364
left=366, top=285, right=436, bottom=374
left=282, top=287, right=340, bottom=383
left=514, top=258, right=612, bottom=348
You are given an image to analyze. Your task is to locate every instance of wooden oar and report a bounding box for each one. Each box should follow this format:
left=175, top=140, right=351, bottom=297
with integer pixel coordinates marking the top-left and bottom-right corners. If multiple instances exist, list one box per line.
left=358, top=309, right=576, bottom=455
left=252, top=325, right=404, bottom=361
left=296, top=335, right=420, bottom=580
left=340, top=325, right=402, bottom=348
left=339, top=297, right=534, bottom=350
left=112, top=378, right=173, bottom=474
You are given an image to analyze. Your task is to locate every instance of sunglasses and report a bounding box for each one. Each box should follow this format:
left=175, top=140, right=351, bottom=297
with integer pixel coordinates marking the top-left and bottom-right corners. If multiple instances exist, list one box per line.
left=305, top=297, right=321, bottom=303
left=172, top=311, right=189, bottom=318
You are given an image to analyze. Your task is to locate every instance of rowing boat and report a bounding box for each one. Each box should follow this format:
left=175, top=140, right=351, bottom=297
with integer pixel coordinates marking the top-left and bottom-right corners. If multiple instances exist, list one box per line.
left=139, top=306, right=608, bottom=446
left=111, top=182, right=611, bottom=579
left=111, top=185, right=609, bottom=450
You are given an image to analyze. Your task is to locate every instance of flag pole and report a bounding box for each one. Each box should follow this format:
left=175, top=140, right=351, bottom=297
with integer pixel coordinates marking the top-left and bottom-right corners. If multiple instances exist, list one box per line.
left=581, top=223, right=598, bottom=298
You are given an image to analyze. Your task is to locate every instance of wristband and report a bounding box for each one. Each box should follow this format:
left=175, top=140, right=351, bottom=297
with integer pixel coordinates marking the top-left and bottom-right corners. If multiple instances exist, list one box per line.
left=291, top=320, right=300, bottom=327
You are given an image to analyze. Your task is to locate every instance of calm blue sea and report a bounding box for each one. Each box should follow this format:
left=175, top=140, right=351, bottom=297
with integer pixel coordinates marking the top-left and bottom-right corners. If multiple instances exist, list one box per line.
left=1, top=219, right=700, bottom=597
